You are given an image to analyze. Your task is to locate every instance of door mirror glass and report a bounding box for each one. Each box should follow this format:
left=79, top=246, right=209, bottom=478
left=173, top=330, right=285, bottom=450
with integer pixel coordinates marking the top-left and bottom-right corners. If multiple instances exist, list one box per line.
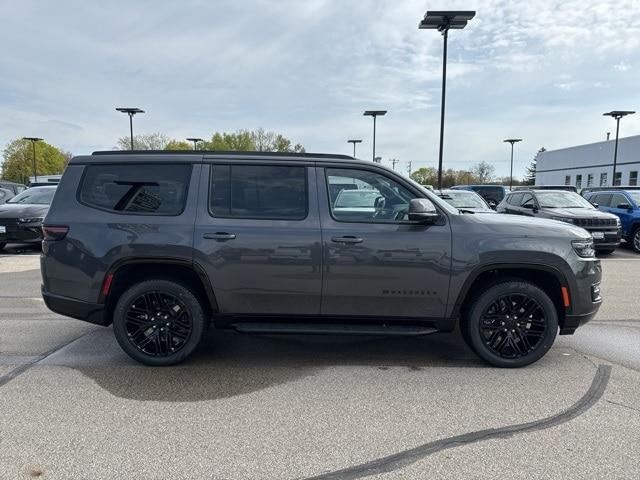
left=408, top=198, right=439, bottom=223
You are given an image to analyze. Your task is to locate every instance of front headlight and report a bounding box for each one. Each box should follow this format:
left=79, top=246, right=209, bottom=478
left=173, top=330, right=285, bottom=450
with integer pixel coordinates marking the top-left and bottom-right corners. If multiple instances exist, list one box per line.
left=572, top=238, right=596, bottom=258
left=18, top=217, right=44, bottom=224
left=552, top=216, right=574, bottom=224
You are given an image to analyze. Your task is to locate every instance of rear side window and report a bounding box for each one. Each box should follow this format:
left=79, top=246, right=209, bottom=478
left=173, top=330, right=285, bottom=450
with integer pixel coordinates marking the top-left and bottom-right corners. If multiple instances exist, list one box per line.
left=209, top=164, right=307, bottom=220
left=79, top=164, right=192, bottom=215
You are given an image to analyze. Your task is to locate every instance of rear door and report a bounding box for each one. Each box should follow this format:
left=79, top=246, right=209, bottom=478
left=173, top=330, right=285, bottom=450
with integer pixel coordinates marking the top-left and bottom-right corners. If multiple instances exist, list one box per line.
left=193, top=161, right=322, bottom=315
left=317, top=165, right=452, bottom=318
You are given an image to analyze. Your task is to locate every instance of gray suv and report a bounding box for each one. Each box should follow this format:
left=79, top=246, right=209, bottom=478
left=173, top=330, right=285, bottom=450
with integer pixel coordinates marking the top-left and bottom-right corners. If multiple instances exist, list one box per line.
left=41, top=151, right=602, bottom=367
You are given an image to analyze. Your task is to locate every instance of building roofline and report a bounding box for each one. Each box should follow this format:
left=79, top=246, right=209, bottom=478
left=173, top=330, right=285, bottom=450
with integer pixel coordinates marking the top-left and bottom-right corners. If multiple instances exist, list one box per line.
left=540, top=134, right=640, bottom=155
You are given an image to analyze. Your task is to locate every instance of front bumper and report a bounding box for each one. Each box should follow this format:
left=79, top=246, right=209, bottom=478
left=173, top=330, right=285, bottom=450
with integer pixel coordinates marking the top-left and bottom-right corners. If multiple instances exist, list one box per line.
left=42, top=287, right=108, bottom=326
left=587, top=227, right=621, bottom=249
left=559, top=258, right=602, bottom=335
left=0, top=223, right=43, bottom=243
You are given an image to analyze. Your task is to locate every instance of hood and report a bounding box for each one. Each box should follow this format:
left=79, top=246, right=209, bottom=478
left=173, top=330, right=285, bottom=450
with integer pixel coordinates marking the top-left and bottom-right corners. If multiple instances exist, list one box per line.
left=457, top=211, right=590, bottom=240
left=538, top=207, right=617, bottom=219
left=459, top=207, right=496, bottom=214
left=0, top=203, right=50, bottom=218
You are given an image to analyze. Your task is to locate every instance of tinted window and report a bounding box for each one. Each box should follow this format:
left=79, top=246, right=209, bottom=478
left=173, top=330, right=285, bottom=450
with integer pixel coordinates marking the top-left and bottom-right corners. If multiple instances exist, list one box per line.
left=592, top=194, right=611, bottom=207
left=326, top=168, right=414, bottom=223
left=508, top=193, right=523, bottom=206
left=611, top=194, right=629, bottom=208
left=209, top=165, right=307, bottom=220
left=80, top=164, right=191, bottom=215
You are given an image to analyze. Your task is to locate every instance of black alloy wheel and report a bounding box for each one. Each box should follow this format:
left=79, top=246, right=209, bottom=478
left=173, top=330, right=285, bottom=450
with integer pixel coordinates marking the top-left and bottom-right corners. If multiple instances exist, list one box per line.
left=113, top=279, right=206, bottom=366
left=633, top=228, right=640, bottom=253
left=463, top=280, right=558, bottom=368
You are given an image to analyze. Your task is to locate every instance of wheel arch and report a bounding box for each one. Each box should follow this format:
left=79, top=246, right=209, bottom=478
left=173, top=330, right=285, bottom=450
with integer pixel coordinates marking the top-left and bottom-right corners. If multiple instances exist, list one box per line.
left=101, top=258, right=218, bottom=326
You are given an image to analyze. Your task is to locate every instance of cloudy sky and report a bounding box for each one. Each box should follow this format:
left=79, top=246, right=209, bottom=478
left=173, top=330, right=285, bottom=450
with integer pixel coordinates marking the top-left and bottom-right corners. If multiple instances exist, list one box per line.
left=2, top=0, right=640, bottom=178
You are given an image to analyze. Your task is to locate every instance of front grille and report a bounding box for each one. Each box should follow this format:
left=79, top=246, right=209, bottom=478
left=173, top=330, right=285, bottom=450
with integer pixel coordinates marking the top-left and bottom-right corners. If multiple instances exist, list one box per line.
left=0, top=218, right=20, bottom=226
left=573, top=218, right=617, bottom=228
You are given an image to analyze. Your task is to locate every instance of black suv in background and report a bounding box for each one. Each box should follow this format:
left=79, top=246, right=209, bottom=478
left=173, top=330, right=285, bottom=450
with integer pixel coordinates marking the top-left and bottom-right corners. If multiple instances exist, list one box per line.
left=497, top=189, right=621, bottom=253
left=0, top=186, right=57, bottom=251
left=41, top=151, right=602, bottom=368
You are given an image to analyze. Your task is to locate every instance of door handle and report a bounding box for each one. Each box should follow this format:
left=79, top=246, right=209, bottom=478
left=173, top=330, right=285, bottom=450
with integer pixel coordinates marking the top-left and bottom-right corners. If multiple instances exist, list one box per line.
left=331, top=236, right=363, bottom=244
left=203, top=232, right=236, bottom=240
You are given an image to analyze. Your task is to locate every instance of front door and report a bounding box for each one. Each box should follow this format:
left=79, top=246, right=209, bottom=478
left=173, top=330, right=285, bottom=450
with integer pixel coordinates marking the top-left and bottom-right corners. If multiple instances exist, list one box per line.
left=193, top=162, right=322, bottom=315
left=318, top=166, right=452, bottom=318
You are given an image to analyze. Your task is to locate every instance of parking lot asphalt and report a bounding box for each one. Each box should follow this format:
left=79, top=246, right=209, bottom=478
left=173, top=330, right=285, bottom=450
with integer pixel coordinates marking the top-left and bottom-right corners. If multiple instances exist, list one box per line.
left=1, top=244, right=639, bottom=479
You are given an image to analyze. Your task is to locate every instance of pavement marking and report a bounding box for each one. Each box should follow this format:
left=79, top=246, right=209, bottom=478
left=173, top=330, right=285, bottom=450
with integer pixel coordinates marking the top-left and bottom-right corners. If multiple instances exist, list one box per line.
left=303, top=365, right=611, bottom=480
left=0, top=330, right=94, bottom=388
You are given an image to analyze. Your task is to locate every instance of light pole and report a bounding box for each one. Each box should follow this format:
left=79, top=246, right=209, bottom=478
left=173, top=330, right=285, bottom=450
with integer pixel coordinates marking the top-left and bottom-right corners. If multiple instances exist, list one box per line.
left=419, top=10, right=475, bottom=190
left=363, top=110, right=387, bottom=163
left=347, top=139, right=362, bottom=158
left=504, top=138, right=522, bottom=189
left=391, top=158, right=399, bottom=170
left=186, top=137, right=204, bottom=150
left=22, top=137, right=42, bottom=184
left=603, top=111, right=635, bottom=186
left=116, top=107, right=145, bottom=150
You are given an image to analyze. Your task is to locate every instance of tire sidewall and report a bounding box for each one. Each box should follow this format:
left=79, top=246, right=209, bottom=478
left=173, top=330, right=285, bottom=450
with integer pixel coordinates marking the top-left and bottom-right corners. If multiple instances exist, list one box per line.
left=112, top=279, right=206, bottom=366
left=464, top=281, right=558, bottom=368
left=633, top=227, right=640, bottom=253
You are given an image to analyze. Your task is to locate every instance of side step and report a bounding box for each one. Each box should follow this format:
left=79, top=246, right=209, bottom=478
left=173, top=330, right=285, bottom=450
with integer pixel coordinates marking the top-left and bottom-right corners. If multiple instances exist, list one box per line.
left=232, top=322, right=438, bottom=336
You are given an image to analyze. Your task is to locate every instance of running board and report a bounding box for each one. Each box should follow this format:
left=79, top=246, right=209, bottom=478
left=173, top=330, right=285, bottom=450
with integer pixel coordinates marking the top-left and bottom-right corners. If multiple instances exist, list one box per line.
left=231, top=322, right=438, bottom=336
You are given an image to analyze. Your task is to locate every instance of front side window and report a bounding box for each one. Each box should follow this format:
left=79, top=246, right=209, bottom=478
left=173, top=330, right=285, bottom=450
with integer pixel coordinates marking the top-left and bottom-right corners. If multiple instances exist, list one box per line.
left=326, top=168, right=414, bottom=223
left=209, top=165, right=307, bottom=220
left=79, top=164, right=191, bottom=215
left=611, top=194, right=628, bottom=209
left=592, top=194, right=611, bottom=207
left=520, top=193, right=536, bottom=208
left=508, top=193, right=523, bottom=206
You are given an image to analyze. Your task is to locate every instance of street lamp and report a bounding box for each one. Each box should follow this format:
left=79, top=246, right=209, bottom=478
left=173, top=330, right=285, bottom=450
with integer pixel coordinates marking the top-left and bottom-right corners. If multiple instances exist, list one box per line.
left=419, top=10, right=475, bottom=190
left=186, top=137, right=204, bottom=150
left=116, top=107, right=145, bottom=150
left=503, top=138, right=522, bottom=189
left=347, top=139, right=362, bottom=158
left=363, top=110, right=387, bottom=163
left=22, top=137, right=42, bottom=184
left=603, top=111, right=635, bottom=186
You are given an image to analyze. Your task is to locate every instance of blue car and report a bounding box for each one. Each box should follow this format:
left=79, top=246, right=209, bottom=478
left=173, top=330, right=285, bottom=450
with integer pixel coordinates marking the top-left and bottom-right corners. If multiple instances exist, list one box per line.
left=450, top=185, right=508, bottom=210
left=583, top=188, right=640, bottom=252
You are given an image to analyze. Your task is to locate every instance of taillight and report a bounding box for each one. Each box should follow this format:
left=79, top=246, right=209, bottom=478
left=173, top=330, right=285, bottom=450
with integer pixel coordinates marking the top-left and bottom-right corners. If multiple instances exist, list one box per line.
left=42, top=225, right=69, bottom=241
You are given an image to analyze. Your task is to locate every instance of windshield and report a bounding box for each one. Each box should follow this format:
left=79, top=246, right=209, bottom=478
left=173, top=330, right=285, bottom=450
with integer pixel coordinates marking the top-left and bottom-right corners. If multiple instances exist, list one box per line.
left=7, top=187, right=55, bottom=205
left=537, top=191, right=594, bottom=209
left=440, top=191, right=488, bottom=209
left=334, top=190, right=381, bottom=208
left=627, top=191, right=640, bottom=205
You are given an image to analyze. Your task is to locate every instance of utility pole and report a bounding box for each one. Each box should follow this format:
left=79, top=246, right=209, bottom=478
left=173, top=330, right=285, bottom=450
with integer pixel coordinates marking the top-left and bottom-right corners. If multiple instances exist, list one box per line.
left=391, top=158, right=399, bottom=170
left=406, top=161, right=412, bottom=176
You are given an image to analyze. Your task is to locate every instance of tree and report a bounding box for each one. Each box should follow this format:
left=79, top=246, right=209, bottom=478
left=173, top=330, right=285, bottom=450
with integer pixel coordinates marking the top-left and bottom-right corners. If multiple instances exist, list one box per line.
left=204, top=129, right=305, bottom=153
left=2, top=138, right=68, bottom=184
left=116, top=132, right=170, bottom=150
left=164, top=139, right=192, bottom=150
left=470, top=161, right=495, bottom=184
left=523, top=147, right=545, bottom=185
left=410, top=167, right=437, bottom=186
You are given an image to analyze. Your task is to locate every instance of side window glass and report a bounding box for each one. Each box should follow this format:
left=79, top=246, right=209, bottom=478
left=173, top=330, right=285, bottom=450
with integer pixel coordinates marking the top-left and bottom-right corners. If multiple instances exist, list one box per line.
left=79, top=164, right=192, bottom=215
left=326, top=168, right=414, bottom=223
left=520, top=193, right=535, bottom=207
left=594, top=194, right=611, bottom=207
left=611, top=194, right=627, bottom=208
left=509, top=193, right=523, bottom=206
left=209, top=164, right=307, bottom=220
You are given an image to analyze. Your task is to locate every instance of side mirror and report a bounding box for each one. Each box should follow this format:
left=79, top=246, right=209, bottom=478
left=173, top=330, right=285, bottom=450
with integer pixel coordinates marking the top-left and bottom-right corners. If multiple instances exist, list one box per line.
left=617, top=202, right=632, bottom=210
left=590, top=202, right=599, bottom=208
left=408, top=198, right=439, bottom=224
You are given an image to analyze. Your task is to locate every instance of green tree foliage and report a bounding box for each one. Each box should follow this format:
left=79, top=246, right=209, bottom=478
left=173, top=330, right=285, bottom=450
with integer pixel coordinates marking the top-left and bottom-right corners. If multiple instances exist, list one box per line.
left=410, top=167, right=437, bottom=186
left=2, top=139, right=68, bottom=184
left=164, top=140, right=192, bottom=150
left=204, top=128, right=305, bottom=152
left=116, top=132, right=170, bottom=150
left=523, top=147, right=545, bottom=185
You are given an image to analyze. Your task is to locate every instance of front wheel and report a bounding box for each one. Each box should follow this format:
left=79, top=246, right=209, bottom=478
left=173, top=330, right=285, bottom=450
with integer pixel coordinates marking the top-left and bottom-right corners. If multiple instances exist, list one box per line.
left=462, top=280, right=558, bottom=368
left=112, top=279, right=206, bottom=366
left=632, top=227, right=640, bottom=253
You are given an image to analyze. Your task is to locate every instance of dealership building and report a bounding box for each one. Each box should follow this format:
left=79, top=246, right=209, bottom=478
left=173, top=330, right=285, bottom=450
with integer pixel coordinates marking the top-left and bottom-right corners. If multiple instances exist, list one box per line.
left=536, top=134, right=640, bottom=188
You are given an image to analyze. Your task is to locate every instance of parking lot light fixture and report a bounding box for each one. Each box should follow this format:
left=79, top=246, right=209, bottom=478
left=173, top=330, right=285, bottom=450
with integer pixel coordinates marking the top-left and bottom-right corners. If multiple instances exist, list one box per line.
left=116, top=107, right=145, bottom=150
left=363, top=111, right=387, bottom=163
left=504, top=138, right=523, bottom=189
left=186, top=137, right=204, bottom=150
left=419, top=10, right=475, bottom=191
left=603, top=111, right=635, bottom=186
left=22, top=137, right=43, bottom=183
left=347, top=139, right=363, bottom=158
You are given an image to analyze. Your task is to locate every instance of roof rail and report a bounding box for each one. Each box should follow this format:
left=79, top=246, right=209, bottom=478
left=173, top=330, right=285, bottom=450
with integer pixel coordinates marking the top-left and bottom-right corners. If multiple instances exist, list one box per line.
left=91, top=150, right=355, bottom=160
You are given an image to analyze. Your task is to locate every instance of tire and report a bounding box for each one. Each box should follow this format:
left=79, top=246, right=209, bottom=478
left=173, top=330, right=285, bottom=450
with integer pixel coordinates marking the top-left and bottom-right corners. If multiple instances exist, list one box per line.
left=112, top=279, right=206, bottom=366
left=597, top=248, right=616, bottom=255
left=462, top=280, right=558, bottom=368
left=632, top=227, right=640, bottom=254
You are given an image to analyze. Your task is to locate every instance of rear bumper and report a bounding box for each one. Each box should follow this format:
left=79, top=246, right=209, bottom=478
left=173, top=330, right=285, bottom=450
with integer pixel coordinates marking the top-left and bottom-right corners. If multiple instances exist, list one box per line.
left=42, top=287, right=109, bottom=326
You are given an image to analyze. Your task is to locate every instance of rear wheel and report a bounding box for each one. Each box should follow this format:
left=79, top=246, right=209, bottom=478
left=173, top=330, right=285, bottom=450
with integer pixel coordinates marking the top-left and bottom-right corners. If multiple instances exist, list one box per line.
left=112, top=279, right=206, bottom=366
left=462, top=280, right=558, bottom=368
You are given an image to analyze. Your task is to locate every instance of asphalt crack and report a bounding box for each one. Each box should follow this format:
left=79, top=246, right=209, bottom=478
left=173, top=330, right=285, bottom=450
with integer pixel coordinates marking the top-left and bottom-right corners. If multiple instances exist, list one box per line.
left=303, top=364, right=611, bottom=480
